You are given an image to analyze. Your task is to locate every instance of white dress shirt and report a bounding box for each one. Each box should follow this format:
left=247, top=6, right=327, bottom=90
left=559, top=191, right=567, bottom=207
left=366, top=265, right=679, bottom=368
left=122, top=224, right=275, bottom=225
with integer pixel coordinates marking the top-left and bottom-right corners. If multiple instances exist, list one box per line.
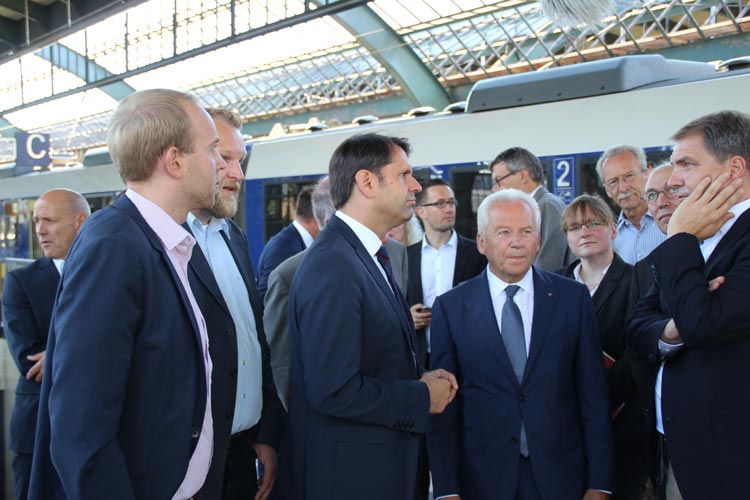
left=292, top=219, right=314, bottom=248
left=487, top=267, right=535, bottom=355
left=420, top=230, right=458, bottom=352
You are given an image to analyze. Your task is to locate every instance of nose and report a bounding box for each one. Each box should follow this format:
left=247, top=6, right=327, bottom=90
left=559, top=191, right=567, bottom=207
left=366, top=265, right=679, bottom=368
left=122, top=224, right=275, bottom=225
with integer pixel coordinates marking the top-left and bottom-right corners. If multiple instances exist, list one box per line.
left=36, top=221, right=47, bottom=235
left=667, top=168, right=684, bottom=188
left=409, top=176, right=422, bottom=193
left=228, top=160, right=245, bottom=181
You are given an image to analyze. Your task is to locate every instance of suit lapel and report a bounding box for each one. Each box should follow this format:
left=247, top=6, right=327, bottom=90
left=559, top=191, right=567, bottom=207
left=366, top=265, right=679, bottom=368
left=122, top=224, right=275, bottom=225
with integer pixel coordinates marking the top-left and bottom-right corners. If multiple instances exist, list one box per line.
left=408, top=243, right=423, bottom=304
left=525, top=269, right=556, bottom=379
left=466, top=271, right=519, bottom=384
left=115, top=196, right=202, bottom=346
left=705, top=209, right=750, bottom=278
left=453, top=235, right=468, bottom=287
left=184, top=224, right=231, bottom=316
left=592, top=254, right=625, bottom=314
left=330, top=217, right=418, bottom=363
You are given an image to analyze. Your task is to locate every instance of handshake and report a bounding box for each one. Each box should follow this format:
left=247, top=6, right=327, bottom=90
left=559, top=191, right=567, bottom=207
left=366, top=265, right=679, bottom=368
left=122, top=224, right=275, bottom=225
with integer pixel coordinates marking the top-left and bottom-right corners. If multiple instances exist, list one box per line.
left=420, top=369, right=458, bottom=414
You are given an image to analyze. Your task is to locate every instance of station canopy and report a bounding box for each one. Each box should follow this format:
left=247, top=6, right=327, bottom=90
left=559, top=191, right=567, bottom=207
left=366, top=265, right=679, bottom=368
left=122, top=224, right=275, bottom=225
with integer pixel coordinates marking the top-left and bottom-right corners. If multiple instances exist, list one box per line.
left=0, top=0, right=748, bottom=161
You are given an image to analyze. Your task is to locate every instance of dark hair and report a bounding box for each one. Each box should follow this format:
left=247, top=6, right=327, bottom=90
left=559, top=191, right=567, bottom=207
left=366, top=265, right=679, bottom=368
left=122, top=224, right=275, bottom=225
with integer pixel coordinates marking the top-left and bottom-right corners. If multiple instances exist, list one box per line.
left=329, top=133, right=411, bottom=209
left=672, top=110, right=750, bottom=165
left=490, top=147, right=543, bottom=184
left=415, top=178, right=451, bottom=206
left=295, top=185, right=315, bottom=219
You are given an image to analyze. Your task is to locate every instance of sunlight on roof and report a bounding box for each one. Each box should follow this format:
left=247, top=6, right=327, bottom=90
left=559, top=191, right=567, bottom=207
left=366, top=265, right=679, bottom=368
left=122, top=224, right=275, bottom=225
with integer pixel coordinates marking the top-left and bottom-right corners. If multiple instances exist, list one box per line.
left=4, top=90, right=117, bottom=130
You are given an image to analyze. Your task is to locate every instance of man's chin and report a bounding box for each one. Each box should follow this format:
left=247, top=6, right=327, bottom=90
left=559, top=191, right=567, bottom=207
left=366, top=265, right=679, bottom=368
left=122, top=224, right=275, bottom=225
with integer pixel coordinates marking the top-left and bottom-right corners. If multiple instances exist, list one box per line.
left=211, top=196, right=238, bottom=219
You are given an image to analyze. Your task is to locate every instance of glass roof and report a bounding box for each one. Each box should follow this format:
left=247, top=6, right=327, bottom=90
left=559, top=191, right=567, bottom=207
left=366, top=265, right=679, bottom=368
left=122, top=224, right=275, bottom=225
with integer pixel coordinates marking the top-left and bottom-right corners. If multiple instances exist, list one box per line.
left=0, top=0, right=747, bottom=155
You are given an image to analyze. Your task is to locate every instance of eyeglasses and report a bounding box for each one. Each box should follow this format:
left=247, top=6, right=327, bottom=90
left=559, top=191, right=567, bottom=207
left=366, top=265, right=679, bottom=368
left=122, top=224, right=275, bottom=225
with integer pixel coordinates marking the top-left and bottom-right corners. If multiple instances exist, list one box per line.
left=421, top=199, right=458, bottom=209
left=493, top=171, right=519, bottom=188
left=566, top=220, right=607, bottom=234
left=604, top=172, right=640, bottom=190
left=642, top=186, right=682, bottom=204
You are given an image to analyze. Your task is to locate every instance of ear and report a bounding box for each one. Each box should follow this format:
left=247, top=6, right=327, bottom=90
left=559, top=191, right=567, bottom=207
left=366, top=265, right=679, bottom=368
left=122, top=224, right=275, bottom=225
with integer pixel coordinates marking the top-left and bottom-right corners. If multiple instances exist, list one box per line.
left=476, top=231, right=486, bottom=256
left=75, top=214, right=86, bottom=232
left=162, top=146, right=185, bottom=179
left=610, top=223, right=617, bottom=241
left=354, top=169, right=377, bottom=200
left=728, top=155, right=747, bottom=180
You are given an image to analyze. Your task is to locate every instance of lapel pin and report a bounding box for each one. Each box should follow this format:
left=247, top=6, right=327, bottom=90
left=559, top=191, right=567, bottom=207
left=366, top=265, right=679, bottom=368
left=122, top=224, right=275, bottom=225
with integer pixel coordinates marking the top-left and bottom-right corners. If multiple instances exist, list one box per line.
left=547, top=292, right=553, bottom=297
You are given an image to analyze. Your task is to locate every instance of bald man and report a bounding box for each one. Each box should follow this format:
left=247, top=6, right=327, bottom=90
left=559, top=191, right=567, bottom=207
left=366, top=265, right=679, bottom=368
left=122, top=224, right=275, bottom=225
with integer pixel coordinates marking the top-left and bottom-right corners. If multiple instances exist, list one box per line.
left=2, top=189, right=89, bottom=500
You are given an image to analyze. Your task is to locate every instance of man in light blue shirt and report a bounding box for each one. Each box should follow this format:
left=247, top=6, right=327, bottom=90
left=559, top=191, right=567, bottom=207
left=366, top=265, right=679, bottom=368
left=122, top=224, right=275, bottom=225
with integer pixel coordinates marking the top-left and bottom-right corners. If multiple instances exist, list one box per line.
left=597, top=145, right=666, bottom=264
left=188, top=108, right=283, bottom=500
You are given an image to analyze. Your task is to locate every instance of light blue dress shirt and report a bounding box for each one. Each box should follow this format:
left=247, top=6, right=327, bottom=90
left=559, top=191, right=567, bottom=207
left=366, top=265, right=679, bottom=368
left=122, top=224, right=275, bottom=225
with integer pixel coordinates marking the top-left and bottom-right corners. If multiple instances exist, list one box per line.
left=188, top=213, right=263, bottom=434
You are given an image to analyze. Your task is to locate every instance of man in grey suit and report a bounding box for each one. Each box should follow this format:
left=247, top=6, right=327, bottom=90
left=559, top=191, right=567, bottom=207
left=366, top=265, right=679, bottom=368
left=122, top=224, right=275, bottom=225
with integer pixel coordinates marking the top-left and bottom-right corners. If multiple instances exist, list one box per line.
left=265, top=176, right=407, bottom=409
left=490, top=147, right=573, bottom=271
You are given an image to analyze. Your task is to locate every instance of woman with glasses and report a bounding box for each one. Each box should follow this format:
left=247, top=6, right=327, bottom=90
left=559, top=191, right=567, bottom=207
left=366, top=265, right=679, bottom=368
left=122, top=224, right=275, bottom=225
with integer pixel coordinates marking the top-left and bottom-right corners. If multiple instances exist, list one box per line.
left=556, top=194, right=649, bottom=500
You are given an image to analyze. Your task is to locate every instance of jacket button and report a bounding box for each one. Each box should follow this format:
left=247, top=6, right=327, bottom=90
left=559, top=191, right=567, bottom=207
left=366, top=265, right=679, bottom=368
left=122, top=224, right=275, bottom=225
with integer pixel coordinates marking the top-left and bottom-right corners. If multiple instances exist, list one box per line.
left=229, top=369, right=237, bottom=378
left=191, top=428, right=200, bottom=439
left=519, top=393, right=526, bottom=402
left=227, top=328, right=236, bottom=337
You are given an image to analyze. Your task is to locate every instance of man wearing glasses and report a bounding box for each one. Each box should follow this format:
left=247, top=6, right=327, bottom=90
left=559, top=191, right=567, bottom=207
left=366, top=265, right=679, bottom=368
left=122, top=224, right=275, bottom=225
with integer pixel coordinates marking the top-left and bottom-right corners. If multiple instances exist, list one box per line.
left=490, top=147, right=573, bottom=271
left=597, top=145, right=666, bottom=264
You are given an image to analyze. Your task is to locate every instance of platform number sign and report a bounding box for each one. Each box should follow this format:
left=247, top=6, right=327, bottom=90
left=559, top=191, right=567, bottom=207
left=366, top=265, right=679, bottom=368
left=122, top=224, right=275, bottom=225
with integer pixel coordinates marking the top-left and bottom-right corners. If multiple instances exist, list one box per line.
left=15, top=132, right=50, bottom=168
left=552, top=157, right=575, bottom=204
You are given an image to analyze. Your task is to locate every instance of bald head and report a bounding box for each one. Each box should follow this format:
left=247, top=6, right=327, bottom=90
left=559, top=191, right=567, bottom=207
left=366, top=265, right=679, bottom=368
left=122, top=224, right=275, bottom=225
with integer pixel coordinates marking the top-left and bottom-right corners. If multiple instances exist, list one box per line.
left=33, top=189, right=90, bottom=259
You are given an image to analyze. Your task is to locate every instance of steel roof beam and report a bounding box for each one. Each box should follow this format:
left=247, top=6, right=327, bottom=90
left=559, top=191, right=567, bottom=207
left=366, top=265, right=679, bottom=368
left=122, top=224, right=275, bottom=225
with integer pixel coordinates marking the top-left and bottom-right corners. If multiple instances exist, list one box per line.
left=331, top=4, right=451, bottom=110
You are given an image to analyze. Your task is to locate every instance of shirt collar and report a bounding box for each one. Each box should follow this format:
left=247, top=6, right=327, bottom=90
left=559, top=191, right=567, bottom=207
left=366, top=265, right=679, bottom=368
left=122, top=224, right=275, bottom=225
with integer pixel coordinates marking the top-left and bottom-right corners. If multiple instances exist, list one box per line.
left=486, top=265, right=534, bottom=298
left=125, top=189, right=194, bottom=252
left=334, top=210, right=384, bottom=257
left=421, top=229, right=458, bottom=252
left=714, top=198, right=750, bottom=240
left=292, top=219, right=314, bottom=248
left=187, top=212, right=230, bottom=238
left=616, top=210, right=655, bottom=229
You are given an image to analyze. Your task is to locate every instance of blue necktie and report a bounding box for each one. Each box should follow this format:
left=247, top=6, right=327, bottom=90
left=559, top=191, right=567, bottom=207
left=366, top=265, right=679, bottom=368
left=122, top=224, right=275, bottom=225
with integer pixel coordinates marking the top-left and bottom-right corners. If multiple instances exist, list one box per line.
left=502, top=284, right=529, bottom=456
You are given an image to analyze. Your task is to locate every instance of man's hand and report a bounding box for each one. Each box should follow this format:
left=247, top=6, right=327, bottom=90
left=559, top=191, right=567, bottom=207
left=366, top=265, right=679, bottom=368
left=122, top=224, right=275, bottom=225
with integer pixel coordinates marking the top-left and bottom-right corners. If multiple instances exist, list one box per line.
left=26, top=351, right=46, bottom=383
left=660, top=319, right=681, bottom=344
left=421, top=369, right=458, bottom=414
left=253, top=443, right=278, bottom=500
left=708, top=275, right=725, bottom=292
left=410, top=303, right=432, bottom=330
left=582, top=489, right=610, bottom=500
left=667, top=173, right=743, bottom=239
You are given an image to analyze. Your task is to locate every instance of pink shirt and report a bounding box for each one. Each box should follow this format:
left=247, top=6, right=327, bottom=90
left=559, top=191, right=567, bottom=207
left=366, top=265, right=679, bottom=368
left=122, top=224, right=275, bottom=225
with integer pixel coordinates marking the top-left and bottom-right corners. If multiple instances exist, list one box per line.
left=125, top=190, right=213, bottom=499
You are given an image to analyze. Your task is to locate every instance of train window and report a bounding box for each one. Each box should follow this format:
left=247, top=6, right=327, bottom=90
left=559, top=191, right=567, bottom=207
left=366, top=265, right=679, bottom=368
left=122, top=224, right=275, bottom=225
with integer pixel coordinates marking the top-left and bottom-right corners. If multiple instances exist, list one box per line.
left=0, top=200, right=31, bottom=260
left=263, top=181, right=316, bottom=243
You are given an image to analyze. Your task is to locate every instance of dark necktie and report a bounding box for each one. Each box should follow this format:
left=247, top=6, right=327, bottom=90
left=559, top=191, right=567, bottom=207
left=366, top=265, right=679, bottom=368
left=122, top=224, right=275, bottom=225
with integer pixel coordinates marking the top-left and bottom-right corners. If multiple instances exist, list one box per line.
left=375, top=246, right=417, bottom=360
left=501, top=284, right=529, bottom=456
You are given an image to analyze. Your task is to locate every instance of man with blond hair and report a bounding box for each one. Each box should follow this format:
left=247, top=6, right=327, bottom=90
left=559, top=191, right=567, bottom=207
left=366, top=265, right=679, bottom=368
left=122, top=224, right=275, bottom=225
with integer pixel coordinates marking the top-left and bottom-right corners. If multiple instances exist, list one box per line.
left=29, top=89, right=226, bottom=500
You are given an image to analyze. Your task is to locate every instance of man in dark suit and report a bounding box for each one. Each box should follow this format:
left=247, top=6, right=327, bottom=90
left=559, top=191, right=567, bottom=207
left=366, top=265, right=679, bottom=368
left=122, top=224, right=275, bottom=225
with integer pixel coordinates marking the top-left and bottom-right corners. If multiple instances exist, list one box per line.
left=2, top=189, right=89, bottom=500
left=428, top=189, right=614, bottom=500
left=28, top=89, right=225, bottom=500
left=407, top=178, right=486, bottom=369
left=287, top=133, right=457, bottom=500
left=187, top=108, right=283, bottom=500
left=490, top=147, right=573, bottom=271
left=628, top=110, right=750, bottom=499
left=256, top=186, right=319, bottom=299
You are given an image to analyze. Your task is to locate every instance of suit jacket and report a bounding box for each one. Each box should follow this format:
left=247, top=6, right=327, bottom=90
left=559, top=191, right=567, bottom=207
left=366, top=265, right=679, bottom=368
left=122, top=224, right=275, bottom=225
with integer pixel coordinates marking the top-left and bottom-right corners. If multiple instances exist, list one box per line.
left=265, top=237, right=408, bottom=411
left=187, top=218, right=284, bottom=500
left=28, top=195, right=209, bottom=500
left=534, top=186, right=574, bottom=271
left=288, top=215, right=430, bottom=500
left=628, top=210, right=750, bottom=499
left=406, top=232, right=487, bottom=366
left=256, top=222, right=306, bottom=300
left=557, top=255, right=649, bottom=444
left=428, top=268, right=614, bottom=500
left=1, top=258, right=59, bottom=454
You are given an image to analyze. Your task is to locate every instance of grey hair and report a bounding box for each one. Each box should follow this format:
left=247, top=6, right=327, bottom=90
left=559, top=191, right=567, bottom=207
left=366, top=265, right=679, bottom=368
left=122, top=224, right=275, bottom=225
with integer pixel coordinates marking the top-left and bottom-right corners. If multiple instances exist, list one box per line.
left=312, top=176, right=335, bottom=230
left=596, top=144, right=647, bottom=181
left=477, top=189, right=541, bottom=235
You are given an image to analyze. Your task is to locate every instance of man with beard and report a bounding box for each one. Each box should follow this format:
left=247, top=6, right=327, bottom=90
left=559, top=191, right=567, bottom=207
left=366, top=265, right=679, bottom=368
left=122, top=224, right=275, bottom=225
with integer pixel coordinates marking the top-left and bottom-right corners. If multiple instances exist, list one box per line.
left=628, top=110, right=750, bottom=499
left=187, top=108, right=283, bottom=500
left=597, top=145, right=665, bottom=264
